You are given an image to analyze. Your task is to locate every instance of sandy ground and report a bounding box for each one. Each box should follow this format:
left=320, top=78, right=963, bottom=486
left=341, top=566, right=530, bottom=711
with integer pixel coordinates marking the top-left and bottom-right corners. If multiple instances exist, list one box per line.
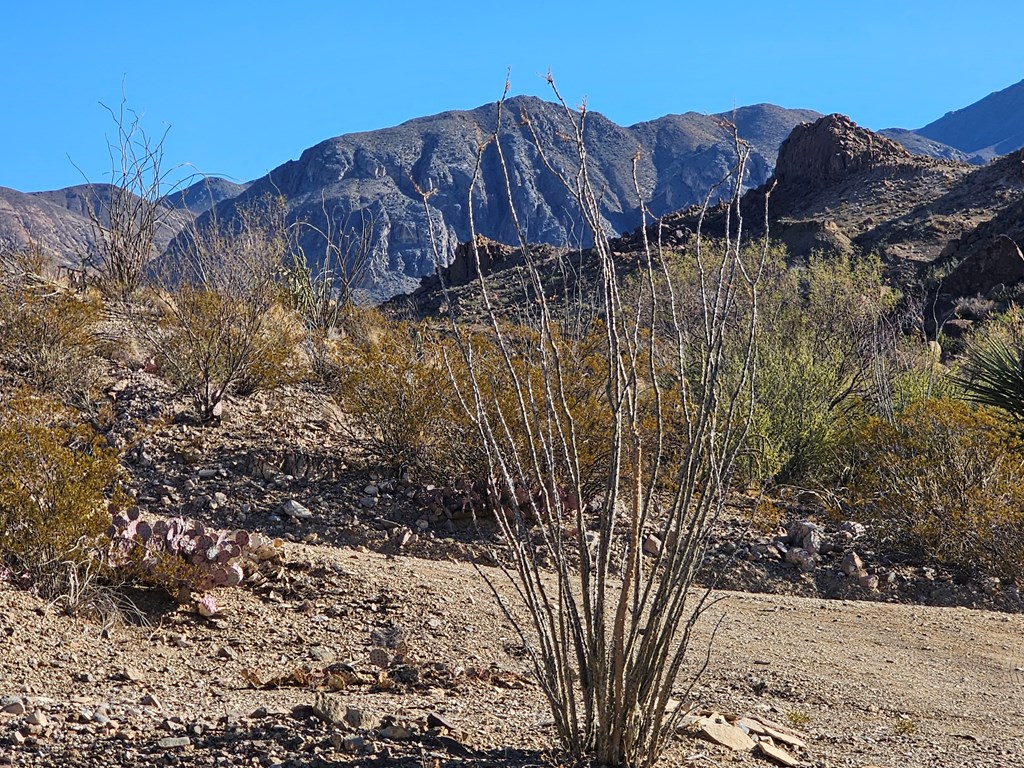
left=3, top=544, right=1023, bottom=768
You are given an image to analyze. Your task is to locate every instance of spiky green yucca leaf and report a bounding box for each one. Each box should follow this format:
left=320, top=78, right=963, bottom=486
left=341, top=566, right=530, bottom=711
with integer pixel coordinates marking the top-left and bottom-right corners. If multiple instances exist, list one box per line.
left=956, top=337, right=1024, bottom=421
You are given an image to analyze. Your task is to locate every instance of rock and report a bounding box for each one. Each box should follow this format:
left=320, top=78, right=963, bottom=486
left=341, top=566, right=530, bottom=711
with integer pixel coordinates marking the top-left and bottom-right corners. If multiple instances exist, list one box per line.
left=802, top=528, right=825, bottom=555
left=695, top=714, right=755, bottom=751
left=785, top=547, right=815, bottom=572
left=756, top=740, right=800, bottom=766
left=119, top=666, right=144, bottom=682
left=859, top=573, right=880, bottom=592
left=426, top=712, right=457, bottom=732
left=642, top=534, right=663, bottom=557
left=379, top=724, right=415, bottom=740
left=786, top=520, right=820, bottom=547
left=25, top=710, right=48, bottom=727
left=363, top=484, right=380, bottom=497
left=840, top=520, right=866, bottom=537
left=343, top=734, right=366, bottom=752
left=344, top=706, right=363, bottom=728
left=312, top=693, right=346, bottom=726
left=281, top=499, right=313, bottom=519
left=1, top=697, right=25, bottom=715
left=157, top=736, right=191, bottom=749
left=359, top=495, right=378, bottom=509
left=393, top=528, right=414, bottom=548
left=841, top=551, right=864, bottom=576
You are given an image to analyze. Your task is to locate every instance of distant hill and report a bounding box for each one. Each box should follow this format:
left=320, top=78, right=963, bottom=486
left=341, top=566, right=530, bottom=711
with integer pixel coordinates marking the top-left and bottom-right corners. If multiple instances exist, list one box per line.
left=161, top=177, right=250, bottom=216
left=0, top=186, right=94, bottom=264
left=196, top=97, right=819, bottom=300
left=402, top=112, right=1024, bottom=327
left=0, top=177, right=244, bottom=267
left=7, top=80, right=1024, bottom=302
left=915, top=78, right=1024, bottom=161
left=876, top=128, right=976, bottom=164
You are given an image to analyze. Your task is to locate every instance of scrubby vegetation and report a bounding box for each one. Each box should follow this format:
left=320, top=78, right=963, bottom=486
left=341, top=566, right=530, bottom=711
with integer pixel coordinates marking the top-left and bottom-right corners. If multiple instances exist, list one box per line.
left=849, top=398, right=1024, bottom=578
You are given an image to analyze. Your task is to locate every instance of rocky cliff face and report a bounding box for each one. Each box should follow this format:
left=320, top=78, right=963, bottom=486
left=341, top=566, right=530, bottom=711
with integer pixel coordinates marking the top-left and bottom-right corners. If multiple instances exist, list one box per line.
left=198, top=97, right=819, bottom=300
left=773, top=114, right=912, bottom=190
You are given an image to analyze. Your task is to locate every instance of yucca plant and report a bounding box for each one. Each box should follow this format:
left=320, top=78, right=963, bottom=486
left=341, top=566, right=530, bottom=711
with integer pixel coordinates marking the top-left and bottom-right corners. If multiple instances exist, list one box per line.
left=956, top=336, right=1024, bottom=422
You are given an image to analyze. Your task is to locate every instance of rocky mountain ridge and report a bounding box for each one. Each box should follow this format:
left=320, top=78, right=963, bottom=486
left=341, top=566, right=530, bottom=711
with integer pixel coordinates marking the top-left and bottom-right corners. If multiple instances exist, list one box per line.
left=194, top=97, right=819, bottom=300
left=5, top=80, right=1024, bottom=300
left=404, top=111, right=1024, bottom=328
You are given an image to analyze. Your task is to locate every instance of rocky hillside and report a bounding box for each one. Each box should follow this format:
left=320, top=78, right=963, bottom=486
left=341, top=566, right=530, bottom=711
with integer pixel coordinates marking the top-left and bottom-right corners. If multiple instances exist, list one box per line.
left=0, top=186, right=94, bottom=264
left=199, top=97, right=819, bottom=300
left=404, top=112, right=1024, bottom=330
left=0, top=178, right=244, bottom=267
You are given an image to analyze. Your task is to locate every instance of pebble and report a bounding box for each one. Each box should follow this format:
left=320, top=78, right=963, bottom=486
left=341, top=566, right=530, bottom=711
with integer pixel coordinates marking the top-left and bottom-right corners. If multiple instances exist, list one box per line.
left=0, top=697, right=25, bottom=715
left=157, top=736, right=191, bottom=749
left=25, top=710, right=48, bottom=727
left=282, top=499, right=313, bottom=519
left=642, top=534, right=663, bottom=557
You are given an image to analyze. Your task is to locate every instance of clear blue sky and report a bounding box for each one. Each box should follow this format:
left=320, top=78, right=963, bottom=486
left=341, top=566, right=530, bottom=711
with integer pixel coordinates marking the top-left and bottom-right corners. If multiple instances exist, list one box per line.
left=2, top=0, right=1021, bottom=192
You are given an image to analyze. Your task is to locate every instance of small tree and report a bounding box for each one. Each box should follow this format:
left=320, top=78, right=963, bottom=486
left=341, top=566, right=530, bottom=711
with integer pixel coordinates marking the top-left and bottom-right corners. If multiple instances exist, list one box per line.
left=78, top=92, right=185, bottom=301
left=422, top=78, right=766, bottom=768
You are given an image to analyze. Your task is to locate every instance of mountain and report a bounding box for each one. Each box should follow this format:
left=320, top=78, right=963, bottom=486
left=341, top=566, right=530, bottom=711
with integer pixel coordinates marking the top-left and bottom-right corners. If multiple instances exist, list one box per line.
left=915, top=78, right=1024, bottom=161
left=879, top=79, right=1024, bottom=165
left=0, top=186, right=94, bottom=264
left=876, top=128, right=975, bottom=164
left=0, top=177, right=243, bottom=267
left=162, top=177, right=250, bottom=216
left=403, top=112, right=1024, bottom=327
left=196, top=97, right=820, bottom=300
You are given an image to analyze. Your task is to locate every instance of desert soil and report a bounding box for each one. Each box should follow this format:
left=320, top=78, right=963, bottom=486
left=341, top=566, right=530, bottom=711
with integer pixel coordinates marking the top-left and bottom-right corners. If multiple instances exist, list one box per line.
left=2, top=544, right=1023, bottom=768
left=2, top=374, right=1023, bottom=768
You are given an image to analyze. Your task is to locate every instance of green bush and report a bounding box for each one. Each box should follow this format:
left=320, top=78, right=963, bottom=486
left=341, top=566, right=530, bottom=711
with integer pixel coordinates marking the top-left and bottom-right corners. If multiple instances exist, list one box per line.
left=752, top=252, right=895, bottom=484
left=849, top=398, right=1024, bottom=579
left=0, top=391, right=123, bottom=587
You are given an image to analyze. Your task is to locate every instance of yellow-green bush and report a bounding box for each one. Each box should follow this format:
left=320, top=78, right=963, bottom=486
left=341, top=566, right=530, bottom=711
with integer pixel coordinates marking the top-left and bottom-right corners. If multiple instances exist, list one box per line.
left=0, top=282, right=103, bottom=407
left=149, top=286, right=302, bottom=418
left=752, top=252, right=896, bottom=484
left=0, top=391, right=122, bottom=582
left=849, top=398, right=1024, bottom=579
left=332, top=319, right=469, bottom=474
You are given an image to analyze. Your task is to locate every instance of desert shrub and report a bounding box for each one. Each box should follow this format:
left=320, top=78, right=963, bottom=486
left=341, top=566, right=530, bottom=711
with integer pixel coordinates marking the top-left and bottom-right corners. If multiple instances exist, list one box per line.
left=332, top=320, right=469, bottom=474
left=954, top=306, right=1024, bottom=422
left=0, top=248, right=104, bottom=406
left=752, top=252, right=897, bottom=484
left=426, top=84, right=764, bottom=768
left=135, top=198, right=303, bottom=420
left=849, top=398, right=1024, bottom=579
left=0, top=391, right=123, bottom=589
